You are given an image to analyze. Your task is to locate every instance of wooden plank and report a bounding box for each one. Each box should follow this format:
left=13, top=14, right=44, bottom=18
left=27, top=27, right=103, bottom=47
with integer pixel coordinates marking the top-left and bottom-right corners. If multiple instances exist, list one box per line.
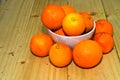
left=67, top=0, right=120, bottom=80
left=101, top=0, right=120, bottom=60
left=0, top=0, right=36, bottom=80
left=69, top=0, right=106, bottom=20
left=0, top=0, right=120, bottom=80
left=0, top=0, right=7, bottom=10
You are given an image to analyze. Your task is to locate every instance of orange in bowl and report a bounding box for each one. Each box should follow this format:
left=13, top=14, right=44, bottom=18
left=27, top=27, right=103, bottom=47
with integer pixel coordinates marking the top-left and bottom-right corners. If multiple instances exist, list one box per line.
left=62, top=13, right=85, bottom=36
left=48, top=21, right=96, bottom=47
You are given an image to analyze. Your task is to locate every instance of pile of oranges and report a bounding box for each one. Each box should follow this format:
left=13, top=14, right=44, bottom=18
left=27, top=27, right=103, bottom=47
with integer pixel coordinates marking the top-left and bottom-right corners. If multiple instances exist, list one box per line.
left=30, top=4, right=114, bottom=68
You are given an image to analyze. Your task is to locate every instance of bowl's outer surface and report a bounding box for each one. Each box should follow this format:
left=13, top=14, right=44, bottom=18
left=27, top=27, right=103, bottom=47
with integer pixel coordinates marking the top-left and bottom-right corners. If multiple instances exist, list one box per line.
left=48, top=22, right=96, bottom=47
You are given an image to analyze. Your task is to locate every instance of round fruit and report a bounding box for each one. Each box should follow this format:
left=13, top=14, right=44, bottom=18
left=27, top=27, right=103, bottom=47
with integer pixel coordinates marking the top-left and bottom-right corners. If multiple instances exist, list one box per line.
left=95, top=19, right=113, bottom=36
left=73, top=40, right=103, bottom=68
left=41, top=4, right=65, bottom=30
left=54, top=28, right=66, bottom=36
left=61, top=5, right=76, bottom=15
left=62, top=13, right=85, bottom=36
left=30, top=33, right=53, bottom=57
left=80, top=12, right=94, bottom=32
left=93, top=32, right=114, bottom=54
left=49, top=43, right=72, bottom=67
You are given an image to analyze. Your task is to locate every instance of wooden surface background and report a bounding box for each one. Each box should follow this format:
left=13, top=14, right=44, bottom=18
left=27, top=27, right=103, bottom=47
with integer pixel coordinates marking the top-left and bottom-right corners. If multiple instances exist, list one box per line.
left=0, top=0, right=120, bottom=80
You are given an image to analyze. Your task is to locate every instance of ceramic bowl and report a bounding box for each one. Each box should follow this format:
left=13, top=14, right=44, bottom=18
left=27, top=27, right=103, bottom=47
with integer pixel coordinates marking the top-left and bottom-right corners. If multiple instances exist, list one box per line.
left=48, top=22, right=96, bottom=47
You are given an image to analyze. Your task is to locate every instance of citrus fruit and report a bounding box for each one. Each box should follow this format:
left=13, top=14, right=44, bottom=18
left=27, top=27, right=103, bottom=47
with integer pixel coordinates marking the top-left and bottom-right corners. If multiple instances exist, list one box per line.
left=80, top=12, right=94, bottom=32
left=62, top=13, right=85, bottom=36
left=61, top=5, right=76, bottom=15
left=93, top=32, right=114, bottom=54
left=49, top=43, right=72, bottom=67
left=41, top=4, right=65, bottom=30
left=30, top=33, right=53, bottom=57
left=73, top=40, right=103, bottom=68
left=95, top=19, right=113, bottom=36
left=54, top=28, right=66, bottom=36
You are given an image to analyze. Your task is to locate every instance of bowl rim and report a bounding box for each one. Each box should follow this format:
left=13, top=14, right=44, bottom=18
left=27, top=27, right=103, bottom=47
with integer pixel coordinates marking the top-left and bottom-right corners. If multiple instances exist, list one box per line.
left=48, top=21, right=96, bottom=39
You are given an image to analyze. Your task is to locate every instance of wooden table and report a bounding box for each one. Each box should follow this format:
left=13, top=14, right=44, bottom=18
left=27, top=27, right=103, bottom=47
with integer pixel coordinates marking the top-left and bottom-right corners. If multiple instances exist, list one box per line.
left=0, top=0, right=120, bottom=80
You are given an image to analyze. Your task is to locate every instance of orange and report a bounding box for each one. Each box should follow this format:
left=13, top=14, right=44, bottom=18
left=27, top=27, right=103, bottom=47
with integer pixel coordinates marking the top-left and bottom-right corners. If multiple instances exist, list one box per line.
left=93, top=32, right=114, bottom=54
left=41, top=4, right=65, bottom=30
left=95, top=19, right=113, bottom=36
left=61, top=5, right=76, bottom=15
left=73, top=40, right=103, bottom=68
left=80, top=12, right=94, bottom=32
left=30, top=33, right=53, bottom=57
left=49, top=43, right=72, bottom=67
left=62, top=13, right=85, bottom=36
left=54, top=28, right=66, bottom=36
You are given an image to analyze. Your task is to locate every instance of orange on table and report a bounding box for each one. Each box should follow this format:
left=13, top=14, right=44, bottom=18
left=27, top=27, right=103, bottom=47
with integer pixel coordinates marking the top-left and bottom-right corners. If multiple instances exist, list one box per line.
left=80, top=12, right=94, bottom=32
left=41, top=4, right=65, bottom=30
left=73, top=40, right=103, bottom=68
left=95, top=19, right=113, bottom=36
left=30, top=33, right=53, bottom=57
left=62, top=13, right=85, bottom=36
left=93, top=32, right=114, bottom=54
left=49, top=43, right=72, bottom=67
left=61, top=5, right=76, bottom=15
left=54, top=28, right=66, bottom=36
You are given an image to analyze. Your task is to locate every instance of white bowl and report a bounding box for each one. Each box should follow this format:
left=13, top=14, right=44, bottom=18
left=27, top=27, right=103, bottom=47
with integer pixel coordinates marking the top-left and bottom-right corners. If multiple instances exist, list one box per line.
left=48, top=22, right=96, bottom=47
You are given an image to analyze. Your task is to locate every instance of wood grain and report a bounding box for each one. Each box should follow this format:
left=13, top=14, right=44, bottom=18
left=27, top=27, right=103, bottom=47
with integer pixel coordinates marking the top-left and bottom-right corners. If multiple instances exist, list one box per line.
left=0, top=0, right=120, bottom=80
